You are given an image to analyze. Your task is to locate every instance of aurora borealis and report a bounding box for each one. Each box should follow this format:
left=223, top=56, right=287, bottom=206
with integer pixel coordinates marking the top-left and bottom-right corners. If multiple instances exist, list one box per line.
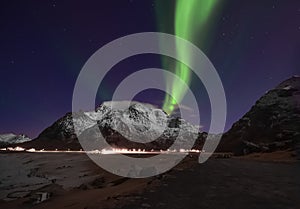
left=161, top=0, right=221, bottom=113
left=0, top=0, right=299, bottom=137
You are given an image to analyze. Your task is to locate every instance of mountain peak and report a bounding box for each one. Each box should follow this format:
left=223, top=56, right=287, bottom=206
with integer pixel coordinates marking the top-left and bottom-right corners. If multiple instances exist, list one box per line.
left=0, top=133, right=32, bottom=147
left=26, top=101, right=201, bottom=150
left=220, top=76, right=300, bottom=155
left=276, top=75, right=300, bottom=90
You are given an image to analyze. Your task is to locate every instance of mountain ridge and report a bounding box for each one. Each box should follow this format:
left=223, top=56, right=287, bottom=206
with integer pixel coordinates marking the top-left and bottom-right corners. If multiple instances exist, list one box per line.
left=19, top=101, right=203, bottom=150
left=4, top=76, right=299, bottom=156
left=219, top=75, right=300, bottom=155
left=0, top=133, right=31, bottom=148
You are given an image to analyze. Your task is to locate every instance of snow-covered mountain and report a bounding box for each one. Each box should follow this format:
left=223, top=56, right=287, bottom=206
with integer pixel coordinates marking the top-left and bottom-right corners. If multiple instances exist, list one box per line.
left=31, top=101, right=202, bottom=150
left=11, top=76, right=300, bottom=155
left=80, top=102, right=201, bottom=150
left=219, top=76, right=300, bottom=155
left=0, top=133, right=31, bottom=147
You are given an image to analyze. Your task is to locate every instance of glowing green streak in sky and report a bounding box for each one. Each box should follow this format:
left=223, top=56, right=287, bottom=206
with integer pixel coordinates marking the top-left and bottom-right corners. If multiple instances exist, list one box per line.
left=162, top=0, right=219, bottom=114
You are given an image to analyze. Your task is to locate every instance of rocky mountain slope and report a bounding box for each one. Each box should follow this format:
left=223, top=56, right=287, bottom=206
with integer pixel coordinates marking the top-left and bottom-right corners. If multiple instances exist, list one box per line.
left=17, top=76, right=300, bottom=155
left=0, top=133, right=31, bottom=148
left=23, top=101, right=203, bottom=150
left=219, top=76, right=300, bottom=155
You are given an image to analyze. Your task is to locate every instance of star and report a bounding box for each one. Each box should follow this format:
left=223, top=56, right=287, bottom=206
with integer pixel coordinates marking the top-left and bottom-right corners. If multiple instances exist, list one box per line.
left=52, top=0, right=57, bottom=8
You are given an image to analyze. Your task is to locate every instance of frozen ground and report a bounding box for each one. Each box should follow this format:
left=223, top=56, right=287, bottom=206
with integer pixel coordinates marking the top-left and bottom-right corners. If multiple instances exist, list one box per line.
left=0, top=152, right=299, bottom=209
left=122, top=158, right=300, bottom=209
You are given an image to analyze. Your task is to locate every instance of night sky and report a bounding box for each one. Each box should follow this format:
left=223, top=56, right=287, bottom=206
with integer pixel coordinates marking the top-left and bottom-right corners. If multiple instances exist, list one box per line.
left=1, top=0, right=299, bottom=138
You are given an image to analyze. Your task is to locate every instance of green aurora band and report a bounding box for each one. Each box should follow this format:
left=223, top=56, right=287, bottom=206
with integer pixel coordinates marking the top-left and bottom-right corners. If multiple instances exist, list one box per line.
left=161, top=0, right=220, bottom=114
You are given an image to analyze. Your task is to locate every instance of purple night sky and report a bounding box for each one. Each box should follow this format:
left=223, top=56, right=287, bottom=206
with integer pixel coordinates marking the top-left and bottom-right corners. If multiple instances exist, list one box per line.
left=0, top=0, right=299, bottom=138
